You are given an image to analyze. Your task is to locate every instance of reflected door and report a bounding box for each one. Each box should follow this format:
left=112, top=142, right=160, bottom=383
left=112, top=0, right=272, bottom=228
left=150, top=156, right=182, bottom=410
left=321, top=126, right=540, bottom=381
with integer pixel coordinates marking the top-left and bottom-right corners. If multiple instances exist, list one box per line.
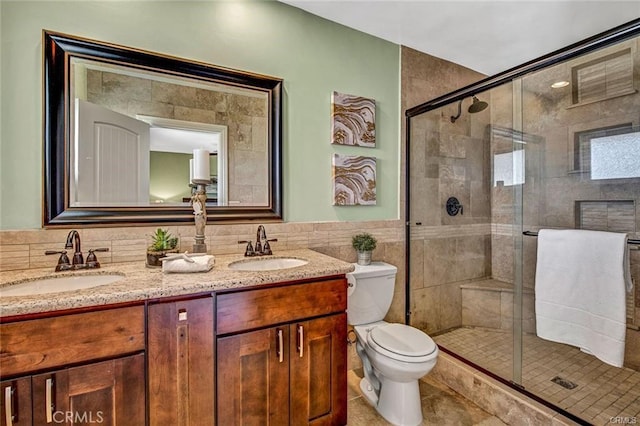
left=73, top=99, right=150, bottom=206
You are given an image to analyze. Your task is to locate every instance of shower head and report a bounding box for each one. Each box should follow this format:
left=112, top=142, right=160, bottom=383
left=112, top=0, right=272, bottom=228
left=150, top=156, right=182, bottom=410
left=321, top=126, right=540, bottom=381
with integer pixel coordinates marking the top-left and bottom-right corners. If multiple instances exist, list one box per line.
left=468, top=96, right=488, bottom=114
left=450, top=95, right=489, bottom=123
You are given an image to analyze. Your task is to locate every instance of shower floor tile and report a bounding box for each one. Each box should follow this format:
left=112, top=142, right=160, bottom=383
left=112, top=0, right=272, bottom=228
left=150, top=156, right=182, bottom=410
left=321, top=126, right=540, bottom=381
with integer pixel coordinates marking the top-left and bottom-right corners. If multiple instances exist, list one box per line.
left=433, top=326, right=640, bottom=425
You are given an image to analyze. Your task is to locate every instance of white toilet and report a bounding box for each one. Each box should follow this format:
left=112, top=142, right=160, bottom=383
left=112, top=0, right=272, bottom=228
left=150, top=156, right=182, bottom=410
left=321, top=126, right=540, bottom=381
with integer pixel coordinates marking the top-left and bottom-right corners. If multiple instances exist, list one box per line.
left=347, top=262, right=438, bottom=426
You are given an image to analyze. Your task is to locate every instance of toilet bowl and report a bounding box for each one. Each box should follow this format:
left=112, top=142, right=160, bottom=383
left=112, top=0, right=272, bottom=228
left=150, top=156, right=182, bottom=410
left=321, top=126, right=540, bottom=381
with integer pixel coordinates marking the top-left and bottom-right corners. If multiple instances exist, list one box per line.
left=347, top=262, right=439, bottom=426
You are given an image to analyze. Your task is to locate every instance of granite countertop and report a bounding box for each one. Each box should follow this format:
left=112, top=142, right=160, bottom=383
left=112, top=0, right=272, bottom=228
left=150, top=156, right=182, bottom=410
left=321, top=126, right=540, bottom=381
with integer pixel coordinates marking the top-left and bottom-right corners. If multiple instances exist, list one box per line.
left=0, top=249, right=355, bottom=318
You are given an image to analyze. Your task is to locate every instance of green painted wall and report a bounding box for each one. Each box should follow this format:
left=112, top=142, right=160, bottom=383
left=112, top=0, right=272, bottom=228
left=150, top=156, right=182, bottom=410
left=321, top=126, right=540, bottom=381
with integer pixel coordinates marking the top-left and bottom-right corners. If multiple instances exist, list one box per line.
left=149, top=152, right=218, bottom=204
left=149, top=152, right=192, bottom=204
left=0, top=1, right=400, bottom=229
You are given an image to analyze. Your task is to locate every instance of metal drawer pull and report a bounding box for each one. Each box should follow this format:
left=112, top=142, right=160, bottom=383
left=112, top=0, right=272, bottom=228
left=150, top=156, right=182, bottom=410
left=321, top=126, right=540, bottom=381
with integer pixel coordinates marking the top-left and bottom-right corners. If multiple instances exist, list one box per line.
left=297, top=325, right=304, bottom=358
left=276, top=328, right=284, bottom=363
left=46, top=378, right=54, bottom=423
left=4, top=385, right=14, bottom=426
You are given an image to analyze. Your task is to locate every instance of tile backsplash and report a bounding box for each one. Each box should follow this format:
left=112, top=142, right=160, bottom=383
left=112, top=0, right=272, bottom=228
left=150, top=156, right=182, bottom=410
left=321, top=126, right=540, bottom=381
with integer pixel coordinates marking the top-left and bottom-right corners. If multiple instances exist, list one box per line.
left=0, top=220, right=404, bottom=272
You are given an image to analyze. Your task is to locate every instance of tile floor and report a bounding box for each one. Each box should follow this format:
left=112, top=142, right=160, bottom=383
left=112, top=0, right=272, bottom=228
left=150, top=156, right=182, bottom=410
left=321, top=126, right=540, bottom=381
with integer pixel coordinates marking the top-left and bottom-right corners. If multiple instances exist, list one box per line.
left=347, top=368, right=507, bottom=425
left=434, top=326, right=640, bottom=426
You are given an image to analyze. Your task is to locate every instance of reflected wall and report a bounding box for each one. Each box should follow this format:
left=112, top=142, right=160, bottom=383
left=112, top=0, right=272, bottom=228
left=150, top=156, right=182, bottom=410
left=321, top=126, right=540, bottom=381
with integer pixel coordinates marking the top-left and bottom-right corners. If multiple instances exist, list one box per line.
left=79, top=67, right=268, bottom=206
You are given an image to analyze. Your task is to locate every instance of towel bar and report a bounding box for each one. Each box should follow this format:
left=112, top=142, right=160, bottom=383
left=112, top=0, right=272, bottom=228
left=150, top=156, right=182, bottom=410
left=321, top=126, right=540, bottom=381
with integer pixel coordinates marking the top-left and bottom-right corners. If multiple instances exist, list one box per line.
left=523, top=230, right=640, bottom=246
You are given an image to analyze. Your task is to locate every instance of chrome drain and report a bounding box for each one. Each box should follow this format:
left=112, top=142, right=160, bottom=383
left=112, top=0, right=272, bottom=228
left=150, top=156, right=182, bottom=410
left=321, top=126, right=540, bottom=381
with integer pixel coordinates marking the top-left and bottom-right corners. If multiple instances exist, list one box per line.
left=551, top=376, right=577, bottom=390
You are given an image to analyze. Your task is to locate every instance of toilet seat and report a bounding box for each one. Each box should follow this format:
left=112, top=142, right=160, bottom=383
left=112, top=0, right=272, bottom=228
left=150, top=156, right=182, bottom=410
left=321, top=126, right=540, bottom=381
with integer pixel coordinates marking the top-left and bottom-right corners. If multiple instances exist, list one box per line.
left=367, top=323, right=437, bottom=363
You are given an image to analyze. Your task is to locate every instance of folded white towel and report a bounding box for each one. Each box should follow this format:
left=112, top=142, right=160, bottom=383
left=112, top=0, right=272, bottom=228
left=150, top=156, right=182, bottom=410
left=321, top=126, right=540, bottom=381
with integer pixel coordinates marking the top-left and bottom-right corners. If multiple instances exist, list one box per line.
left=535, top=229, right=630, bottom=368
left=162, top=253, right=214, bottom=273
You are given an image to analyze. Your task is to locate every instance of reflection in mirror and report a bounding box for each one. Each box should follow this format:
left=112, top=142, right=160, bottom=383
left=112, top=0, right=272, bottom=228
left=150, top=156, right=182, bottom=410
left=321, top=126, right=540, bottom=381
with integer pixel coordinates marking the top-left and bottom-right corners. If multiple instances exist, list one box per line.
left=142, top=116, right=226, bottom=206
left=43, top=31, right=282, bottom=226
left=70, top=58, right=266, bottom=208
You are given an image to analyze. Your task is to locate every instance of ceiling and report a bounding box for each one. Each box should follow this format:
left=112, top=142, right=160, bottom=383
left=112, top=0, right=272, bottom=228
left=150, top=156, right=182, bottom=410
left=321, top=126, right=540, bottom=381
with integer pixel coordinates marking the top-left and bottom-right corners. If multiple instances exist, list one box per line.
left=280, top=1, right=640, bottom=76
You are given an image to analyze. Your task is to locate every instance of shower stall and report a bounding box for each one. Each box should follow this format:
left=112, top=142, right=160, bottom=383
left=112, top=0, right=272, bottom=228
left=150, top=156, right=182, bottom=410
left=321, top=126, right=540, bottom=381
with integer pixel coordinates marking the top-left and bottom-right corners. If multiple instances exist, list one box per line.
left=406, top=19, right=640, bottom=425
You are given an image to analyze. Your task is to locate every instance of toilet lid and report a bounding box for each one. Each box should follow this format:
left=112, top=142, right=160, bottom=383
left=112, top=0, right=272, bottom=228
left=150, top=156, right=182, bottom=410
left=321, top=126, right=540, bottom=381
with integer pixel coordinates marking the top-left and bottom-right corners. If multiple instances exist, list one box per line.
left=368, top=323, right=436, bottom=357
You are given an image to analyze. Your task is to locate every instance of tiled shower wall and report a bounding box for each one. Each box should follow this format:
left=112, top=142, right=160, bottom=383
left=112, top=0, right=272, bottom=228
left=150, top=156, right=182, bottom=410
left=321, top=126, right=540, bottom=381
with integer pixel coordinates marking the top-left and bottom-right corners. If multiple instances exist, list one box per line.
left=490, top=38, right=640, bottom=291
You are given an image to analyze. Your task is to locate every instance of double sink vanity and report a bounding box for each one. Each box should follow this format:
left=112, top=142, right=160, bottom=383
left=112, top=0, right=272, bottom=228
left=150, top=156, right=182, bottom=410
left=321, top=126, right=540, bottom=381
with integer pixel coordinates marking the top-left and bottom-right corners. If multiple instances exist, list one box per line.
left=0, top=249, right=353, bottom=425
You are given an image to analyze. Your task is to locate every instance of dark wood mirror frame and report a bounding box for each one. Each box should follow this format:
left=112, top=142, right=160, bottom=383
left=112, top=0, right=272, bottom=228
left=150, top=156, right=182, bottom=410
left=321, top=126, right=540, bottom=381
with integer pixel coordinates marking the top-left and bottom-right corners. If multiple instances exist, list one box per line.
left=43, top=30, right=282, bottom=227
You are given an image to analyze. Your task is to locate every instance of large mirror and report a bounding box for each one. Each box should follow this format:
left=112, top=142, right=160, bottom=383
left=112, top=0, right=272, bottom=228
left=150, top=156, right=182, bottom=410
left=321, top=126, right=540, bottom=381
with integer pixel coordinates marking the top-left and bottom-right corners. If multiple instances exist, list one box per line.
left=44, top=30, right=282, bottom=226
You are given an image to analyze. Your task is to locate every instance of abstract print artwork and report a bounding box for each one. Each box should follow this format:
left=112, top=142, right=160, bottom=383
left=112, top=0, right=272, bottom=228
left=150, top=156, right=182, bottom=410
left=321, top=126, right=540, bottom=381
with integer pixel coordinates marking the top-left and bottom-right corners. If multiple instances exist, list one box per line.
left=332, top=154, right=377, bottom=206
left=331, top=91, right=376, bottom=148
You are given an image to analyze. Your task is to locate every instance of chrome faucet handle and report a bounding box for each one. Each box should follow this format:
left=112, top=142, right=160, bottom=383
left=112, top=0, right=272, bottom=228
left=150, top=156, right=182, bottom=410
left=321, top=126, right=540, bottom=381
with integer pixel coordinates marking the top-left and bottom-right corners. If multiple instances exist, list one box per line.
left=90, top=247, right=110, bottom=252
left=45, top=250, right=71, bottom=271
left=263, top=241, right=271, bottom=255
left=86, top=248, right=109, bottom=268
left=262, top=239, right=278, bottom=256
left=238, top=240, right=255, bottom=257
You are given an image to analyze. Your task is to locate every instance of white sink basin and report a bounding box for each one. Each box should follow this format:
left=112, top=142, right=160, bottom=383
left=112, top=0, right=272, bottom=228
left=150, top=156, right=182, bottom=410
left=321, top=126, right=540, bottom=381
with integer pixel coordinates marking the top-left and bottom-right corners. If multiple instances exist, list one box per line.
left=228, top=257, right=308, bottom=272
left=0, top=274, right=124, bottom=297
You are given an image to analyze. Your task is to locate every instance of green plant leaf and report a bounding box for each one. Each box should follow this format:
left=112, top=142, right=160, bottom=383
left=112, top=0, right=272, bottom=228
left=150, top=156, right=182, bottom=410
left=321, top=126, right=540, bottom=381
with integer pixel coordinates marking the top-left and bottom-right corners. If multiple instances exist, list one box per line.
left=351, top=233, right=377, bottom=251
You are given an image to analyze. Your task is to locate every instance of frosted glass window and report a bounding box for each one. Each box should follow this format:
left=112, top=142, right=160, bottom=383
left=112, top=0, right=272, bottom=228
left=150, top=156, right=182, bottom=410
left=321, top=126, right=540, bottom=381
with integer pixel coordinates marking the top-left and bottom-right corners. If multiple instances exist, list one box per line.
left=591, top=131, right=640, bottom=180
left=574, top=124, right=632, bottom=172
left=493, top=150, right=525, bottom=187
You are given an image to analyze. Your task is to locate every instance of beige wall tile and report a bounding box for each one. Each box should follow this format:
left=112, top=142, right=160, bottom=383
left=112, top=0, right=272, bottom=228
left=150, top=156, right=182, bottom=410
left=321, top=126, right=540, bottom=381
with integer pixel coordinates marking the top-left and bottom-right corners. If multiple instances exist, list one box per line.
left=462, top=289, right=501, bottom=329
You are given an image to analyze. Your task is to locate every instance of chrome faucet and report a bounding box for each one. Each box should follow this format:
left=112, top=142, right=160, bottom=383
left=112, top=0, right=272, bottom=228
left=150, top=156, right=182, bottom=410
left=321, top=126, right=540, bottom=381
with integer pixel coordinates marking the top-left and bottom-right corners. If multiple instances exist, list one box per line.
left=238, top=225, right=277, bottom=256
left=255, top=225, right=266, bottom=254
left=65, top=230, right=83, bottom=266
left=45, top=230, right=109, bottom=271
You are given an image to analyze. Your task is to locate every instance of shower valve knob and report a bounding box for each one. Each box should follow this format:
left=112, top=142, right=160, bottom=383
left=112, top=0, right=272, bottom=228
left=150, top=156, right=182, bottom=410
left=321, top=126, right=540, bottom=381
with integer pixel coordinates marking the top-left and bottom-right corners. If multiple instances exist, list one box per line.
left=446, top=197, right=463, bottom=216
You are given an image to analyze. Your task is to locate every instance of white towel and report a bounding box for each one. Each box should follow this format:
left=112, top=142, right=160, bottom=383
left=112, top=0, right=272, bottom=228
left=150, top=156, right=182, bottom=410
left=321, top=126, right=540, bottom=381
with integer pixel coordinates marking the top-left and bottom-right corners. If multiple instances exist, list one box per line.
left=534, top=229, right=631, bottom=368
left=162, top=253, right=215, bottom=273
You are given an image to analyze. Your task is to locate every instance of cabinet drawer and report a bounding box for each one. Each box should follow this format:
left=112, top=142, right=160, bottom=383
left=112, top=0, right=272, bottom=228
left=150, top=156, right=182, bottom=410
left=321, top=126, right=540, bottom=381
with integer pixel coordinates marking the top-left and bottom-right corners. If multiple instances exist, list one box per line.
left=217, top=278, right=347, bottom=335
left=0, top=306, right=144, bottom=377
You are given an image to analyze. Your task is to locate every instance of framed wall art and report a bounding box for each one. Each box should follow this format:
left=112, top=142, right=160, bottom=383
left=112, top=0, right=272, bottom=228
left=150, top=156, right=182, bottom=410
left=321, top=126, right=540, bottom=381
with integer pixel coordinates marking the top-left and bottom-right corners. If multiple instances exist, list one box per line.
left=332, top=154, right=377, bottom=206
left=331, top=91, right=375, bottom=148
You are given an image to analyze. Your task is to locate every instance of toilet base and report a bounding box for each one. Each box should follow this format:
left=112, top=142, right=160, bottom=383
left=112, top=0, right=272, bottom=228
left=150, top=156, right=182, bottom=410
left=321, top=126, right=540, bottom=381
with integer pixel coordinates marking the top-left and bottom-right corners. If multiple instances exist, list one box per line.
left=375, top=377, right=423, bottom=426
left=359, top=378, right=379, bottom=406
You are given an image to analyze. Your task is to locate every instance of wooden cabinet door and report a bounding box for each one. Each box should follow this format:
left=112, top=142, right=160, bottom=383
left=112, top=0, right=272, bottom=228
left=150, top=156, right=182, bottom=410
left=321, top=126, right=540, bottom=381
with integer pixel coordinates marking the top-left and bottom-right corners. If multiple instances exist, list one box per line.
left=31, top=353, right=145, bottom=425
left=148, top=296, right=215, bottom=426
left=217, top=327, right=289, bottom=426
left=0, top=377, right=32, bottom=426
left=290, top=313, right=347, bottom=426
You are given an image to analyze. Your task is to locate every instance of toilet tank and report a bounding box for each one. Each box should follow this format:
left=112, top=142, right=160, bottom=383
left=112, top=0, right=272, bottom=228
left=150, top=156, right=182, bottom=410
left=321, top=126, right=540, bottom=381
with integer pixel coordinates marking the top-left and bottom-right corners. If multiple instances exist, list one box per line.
left=346, top=262, right=398, bottom=325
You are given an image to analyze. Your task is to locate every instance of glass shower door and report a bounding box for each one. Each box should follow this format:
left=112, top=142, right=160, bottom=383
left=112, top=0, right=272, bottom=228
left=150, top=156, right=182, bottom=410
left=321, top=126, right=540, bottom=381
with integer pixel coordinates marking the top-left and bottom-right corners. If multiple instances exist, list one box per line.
left=517, top=33, right=640, bottom=423
left=408, top=84, right=520, bottom=384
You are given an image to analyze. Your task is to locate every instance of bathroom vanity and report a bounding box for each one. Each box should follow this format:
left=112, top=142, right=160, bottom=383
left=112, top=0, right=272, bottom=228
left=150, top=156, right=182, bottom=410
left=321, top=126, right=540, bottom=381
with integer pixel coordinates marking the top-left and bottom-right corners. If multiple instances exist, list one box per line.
left=0, top=250, right=352, bottom=425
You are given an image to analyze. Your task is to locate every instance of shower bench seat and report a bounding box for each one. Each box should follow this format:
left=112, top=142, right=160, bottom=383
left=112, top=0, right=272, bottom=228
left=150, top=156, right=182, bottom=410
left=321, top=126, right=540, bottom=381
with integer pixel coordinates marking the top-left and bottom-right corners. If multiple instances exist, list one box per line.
left=459, top=278, right=536, bottom=333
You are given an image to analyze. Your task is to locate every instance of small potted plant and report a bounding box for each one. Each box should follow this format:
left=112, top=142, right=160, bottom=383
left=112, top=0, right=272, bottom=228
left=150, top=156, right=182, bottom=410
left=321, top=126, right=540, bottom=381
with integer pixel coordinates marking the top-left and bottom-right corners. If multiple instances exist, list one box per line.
left=352, top=232, right=377, bottom=266
left=146, top=228, right=179, bottom=268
